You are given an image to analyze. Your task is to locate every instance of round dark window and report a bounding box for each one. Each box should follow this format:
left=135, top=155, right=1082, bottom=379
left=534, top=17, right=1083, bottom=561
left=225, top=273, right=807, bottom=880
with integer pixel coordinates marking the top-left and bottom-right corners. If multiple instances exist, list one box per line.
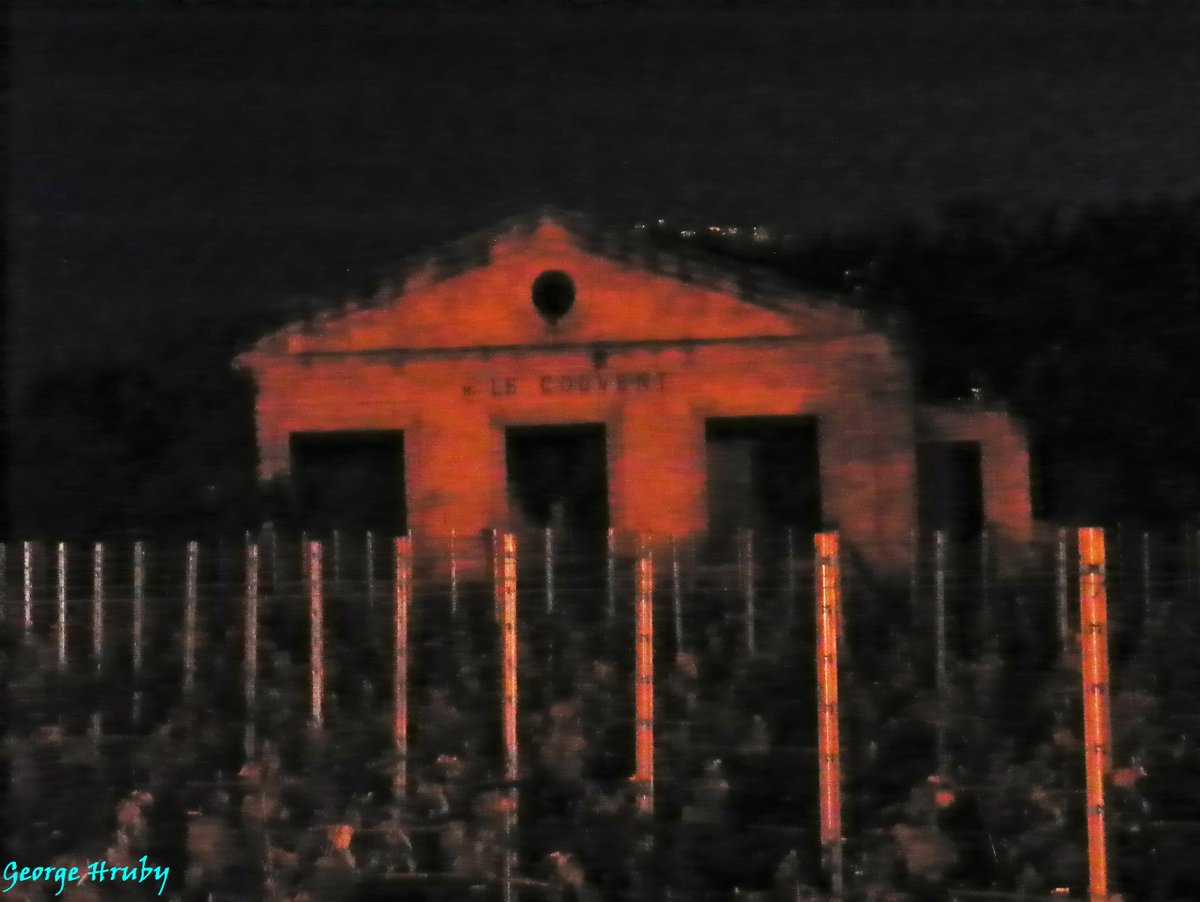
left=531, top=270, right=575, bottom=322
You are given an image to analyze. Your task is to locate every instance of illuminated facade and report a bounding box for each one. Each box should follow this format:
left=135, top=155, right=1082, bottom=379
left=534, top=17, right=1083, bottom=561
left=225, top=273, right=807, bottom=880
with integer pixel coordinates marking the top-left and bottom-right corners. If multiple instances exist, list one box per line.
left=235, top=212, right=1032, bottom=575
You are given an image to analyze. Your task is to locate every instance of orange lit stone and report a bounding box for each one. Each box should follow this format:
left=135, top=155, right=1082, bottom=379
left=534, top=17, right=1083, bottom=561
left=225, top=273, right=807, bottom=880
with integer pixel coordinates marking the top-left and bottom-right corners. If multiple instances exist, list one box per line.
left=236, top=213, right=1032, bottom=578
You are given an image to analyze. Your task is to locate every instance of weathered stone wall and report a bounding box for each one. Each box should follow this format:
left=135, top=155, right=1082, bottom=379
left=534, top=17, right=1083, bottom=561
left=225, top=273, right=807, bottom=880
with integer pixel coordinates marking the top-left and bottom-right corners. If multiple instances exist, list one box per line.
left=237, top=217, right=1028, bottom=576
left=920, top=404, right=1035, bottom=572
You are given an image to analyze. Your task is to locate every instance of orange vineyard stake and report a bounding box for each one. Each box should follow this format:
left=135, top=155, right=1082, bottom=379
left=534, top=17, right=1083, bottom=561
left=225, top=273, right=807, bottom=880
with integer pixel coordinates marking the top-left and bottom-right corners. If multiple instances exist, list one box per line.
left=393, top=537, right=412, bottom=799
left=497, top=533, right=519, bottom=902
left=815, top=532, right=844, bottom=898
left=499, top=533, right=519, bottom=782
left=1078, top=527, right=1112, bottom=902
left=634, top=552, right=655, bottom=817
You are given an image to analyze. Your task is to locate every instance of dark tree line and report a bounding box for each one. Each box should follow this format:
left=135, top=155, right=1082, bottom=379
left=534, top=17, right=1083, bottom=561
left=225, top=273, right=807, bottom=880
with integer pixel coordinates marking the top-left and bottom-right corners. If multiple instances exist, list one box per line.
left=11, top=195, right=1200, bottom=538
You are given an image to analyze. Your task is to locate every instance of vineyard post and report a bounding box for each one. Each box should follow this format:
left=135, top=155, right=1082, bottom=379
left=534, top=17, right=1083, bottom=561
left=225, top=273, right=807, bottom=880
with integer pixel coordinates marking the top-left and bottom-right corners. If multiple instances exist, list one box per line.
left=268, top=525, right=280, bottom=596
left=332, top=529, right=342, bottom=589
left=449, top=529, right=459, bottom=618
left=56, top=542, right=67, bottom=673
left=1183, top=526, right=1196, bottom=606
left=545, top=527, right=555, bottom=615
left=393, top=536, right=412, bottom=801
left=1056, top=527, right=1071, bottom=658
left=815, top=532, right=844, bottom=900
left=934, top=529, right=948, bottom=776
left=1114, top=524, right=1124, bottom=611
left=1194, top=528, right=1200, bottom=604
left=489, top=529, right=500, bottom=621
left=307, top=540, right=324, bottom=730
left=979, top=527, right=991, bottom=640
left=88, top=543, right=104, bottom=738
left=92, top=542, right=104, bottom=674
left=785, top=527, right=798, bottom=623
left=132, top=541, right=145, bottom=724
left=216, top=536, right=229, bottom=599
left=300, top=531, right=309, bottom=594
left=365, top=530, right=377, bottom=623
left=1195, top=527, right=1200, bottom=604
left=497, top=533, right=519, bottom=902
left=909, top=528, right=920, bottom=630
left=184, top=542, right=199, bottom=698
left=244, top=542, right=260, bottom=763
left=671, top=535, right=684, bottom=654
left=1079, top=527, right=1112, bottom=902
left=23, top=541, right=34, bottom=634
left=740, top=528, right=756, bottom=656
left=1141, top=531, right=1152, bottom=627
left=634, top=549, right=655, bottom=818
left=606, top=527, right=617, bottom=625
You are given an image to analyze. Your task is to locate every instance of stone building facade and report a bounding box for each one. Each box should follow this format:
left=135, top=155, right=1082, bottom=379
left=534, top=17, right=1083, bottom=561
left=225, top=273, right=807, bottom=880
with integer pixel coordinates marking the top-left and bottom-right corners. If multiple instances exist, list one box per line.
left=235, top=212, right=1032, bottom=575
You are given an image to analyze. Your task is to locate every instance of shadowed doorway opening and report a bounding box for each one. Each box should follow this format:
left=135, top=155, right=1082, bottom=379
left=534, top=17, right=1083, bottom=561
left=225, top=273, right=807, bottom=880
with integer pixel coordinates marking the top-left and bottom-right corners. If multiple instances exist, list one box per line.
left=705, top=416, right=822, bottom=545
left=917, top=440, right=984, bottom=540
left=505, top=424, right=609, bottom=539
left=289, top=430, right=406, bottom=535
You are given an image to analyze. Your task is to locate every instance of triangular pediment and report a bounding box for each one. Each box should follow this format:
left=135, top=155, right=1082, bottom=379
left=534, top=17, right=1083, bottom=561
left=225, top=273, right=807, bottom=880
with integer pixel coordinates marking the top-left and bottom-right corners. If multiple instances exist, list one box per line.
left=239, top=213, right=863, bottom=363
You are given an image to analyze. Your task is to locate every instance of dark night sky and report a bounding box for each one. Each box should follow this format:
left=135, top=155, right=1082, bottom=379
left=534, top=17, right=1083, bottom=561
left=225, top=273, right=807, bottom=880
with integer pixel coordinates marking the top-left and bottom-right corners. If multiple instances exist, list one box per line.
left=10, top=5, right=1200, bottom=387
